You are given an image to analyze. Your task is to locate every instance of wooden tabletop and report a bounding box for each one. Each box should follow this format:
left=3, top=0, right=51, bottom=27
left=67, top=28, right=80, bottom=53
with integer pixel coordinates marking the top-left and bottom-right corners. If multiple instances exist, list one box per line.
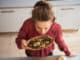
left=0, top=55, right=80, bottom=60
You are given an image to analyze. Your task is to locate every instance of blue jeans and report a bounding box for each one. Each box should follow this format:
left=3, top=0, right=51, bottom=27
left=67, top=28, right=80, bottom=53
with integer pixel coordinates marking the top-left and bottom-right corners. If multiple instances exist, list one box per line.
left=25, top=50, right=53, bottom=57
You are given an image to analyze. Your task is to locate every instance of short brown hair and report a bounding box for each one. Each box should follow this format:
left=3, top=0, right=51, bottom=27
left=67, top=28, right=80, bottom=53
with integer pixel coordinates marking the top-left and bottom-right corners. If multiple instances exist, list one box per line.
left=32, top=1, right=55, bottom=21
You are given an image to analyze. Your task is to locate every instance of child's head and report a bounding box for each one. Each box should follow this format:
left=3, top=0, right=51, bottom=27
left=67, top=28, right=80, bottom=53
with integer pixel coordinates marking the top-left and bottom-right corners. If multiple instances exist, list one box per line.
left=32, top=1, right=55, bottom=35
left=32, top=1, right=55, bottom=21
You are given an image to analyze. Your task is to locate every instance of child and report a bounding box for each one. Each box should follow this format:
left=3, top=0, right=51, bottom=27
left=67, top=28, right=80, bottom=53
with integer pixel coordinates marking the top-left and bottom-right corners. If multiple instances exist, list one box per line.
left=16, top=1, right=75, bottom=57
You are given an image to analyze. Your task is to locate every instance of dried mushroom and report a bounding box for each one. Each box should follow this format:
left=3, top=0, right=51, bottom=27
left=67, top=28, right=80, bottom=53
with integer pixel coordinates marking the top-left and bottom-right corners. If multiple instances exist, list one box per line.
left=28, top=36, right=52, bottom=49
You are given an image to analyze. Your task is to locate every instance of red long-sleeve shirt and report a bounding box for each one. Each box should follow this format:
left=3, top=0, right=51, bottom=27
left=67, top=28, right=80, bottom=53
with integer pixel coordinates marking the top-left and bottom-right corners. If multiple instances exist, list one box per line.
left=16, top=18, right=70, bottom=56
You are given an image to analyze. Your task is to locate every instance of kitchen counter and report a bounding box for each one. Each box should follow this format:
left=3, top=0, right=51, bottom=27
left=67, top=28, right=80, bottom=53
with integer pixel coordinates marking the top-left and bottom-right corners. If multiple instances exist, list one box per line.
left=0, top=55, right=80, bottom=60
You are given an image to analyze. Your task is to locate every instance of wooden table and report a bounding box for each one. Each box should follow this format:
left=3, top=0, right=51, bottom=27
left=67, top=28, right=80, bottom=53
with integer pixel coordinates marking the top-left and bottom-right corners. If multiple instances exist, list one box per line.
left=0, top=55, right=80, bottom=60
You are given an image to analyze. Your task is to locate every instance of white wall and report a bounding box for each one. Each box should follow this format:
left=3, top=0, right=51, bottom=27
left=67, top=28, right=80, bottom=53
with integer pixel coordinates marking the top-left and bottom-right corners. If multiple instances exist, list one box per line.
left=0, top=0, right=39, bottom=7
left=0, top=0, right=80, bottom=7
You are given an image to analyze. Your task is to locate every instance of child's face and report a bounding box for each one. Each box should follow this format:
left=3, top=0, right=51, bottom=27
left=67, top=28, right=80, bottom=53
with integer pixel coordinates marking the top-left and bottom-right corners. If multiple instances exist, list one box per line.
left=35, top=20, right=53, bottom=35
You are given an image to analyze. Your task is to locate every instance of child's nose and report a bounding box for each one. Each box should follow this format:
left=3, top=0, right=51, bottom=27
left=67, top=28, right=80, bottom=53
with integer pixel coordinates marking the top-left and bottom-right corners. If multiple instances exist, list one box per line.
left=41, top=29, right=46, bottom=35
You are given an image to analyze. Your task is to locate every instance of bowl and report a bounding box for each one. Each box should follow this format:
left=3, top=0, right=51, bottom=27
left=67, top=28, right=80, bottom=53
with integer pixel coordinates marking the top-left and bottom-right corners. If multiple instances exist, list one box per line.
left=27, top=35, right=54, bottom=50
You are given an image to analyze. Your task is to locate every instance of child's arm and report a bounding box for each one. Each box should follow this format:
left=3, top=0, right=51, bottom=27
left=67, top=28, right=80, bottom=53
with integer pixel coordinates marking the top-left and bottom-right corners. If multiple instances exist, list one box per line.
left=15, top=21, right=28, bottom=49
left=55, top=24, right=76, bottom=56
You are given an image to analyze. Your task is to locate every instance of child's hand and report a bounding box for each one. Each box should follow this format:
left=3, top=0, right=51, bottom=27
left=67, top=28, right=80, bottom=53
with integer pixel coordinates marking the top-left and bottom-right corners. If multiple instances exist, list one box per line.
left=21, top=39, right=27, bottom=49
left=21, top=39, right=30, bottom=49
left=69, top=51, right=76, bottom=57
left=21, top=39, right=36, bottom=50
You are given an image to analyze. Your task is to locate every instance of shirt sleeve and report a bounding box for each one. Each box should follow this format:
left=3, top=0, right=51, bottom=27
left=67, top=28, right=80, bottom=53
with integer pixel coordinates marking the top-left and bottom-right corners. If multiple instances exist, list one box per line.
left=55, top=24, right=71, bottom=56
left=15, top=20, right=28, bottom=49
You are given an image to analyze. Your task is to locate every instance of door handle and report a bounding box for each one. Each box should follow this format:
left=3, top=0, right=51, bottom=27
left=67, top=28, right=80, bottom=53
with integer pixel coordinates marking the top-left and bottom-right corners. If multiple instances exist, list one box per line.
left=0, top=10, right=15, bottom=13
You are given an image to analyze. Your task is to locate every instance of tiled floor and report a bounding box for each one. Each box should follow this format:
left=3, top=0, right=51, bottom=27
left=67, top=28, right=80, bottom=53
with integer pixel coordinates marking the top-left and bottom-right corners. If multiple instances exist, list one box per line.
left=0, top=31, right=80, bottom=58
